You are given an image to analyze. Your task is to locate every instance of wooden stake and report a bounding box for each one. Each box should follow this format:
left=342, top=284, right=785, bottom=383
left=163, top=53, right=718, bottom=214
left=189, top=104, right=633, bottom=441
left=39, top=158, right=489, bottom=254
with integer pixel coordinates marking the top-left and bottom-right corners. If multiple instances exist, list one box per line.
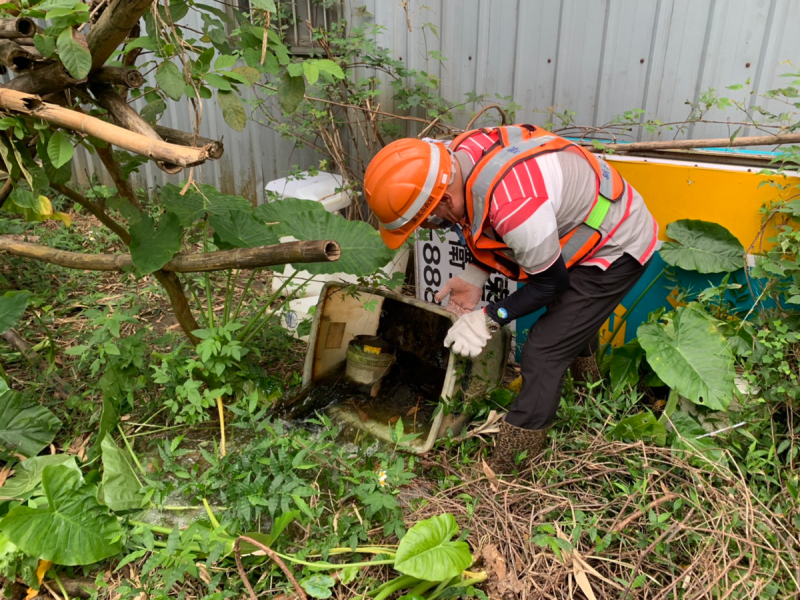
left=0, top=18, right=36, bottom=38
left=2, top=62, right=85, bottom=95
left=0, top=88, right=214, bottom=168
left=154, top=125, right=225, bottom=160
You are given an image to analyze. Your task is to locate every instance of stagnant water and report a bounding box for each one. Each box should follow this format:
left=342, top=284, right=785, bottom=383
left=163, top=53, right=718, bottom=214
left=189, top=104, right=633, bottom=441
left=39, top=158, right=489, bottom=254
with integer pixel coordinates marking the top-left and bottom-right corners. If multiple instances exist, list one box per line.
left=279, top=348, right=448, bottom=437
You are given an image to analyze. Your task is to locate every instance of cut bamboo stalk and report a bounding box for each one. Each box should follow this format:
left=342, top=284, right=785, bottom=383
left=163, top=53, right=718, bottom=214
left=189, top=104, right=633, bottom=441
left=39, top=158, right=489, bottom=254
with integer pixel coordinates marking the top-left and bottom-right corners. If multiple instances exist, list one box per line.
left=0, top=18, right=36, bottom=39
left=153, top=125, right=225, bottom=160
left=91, top=84, right=182, bottom=174
left=2, top=62, right=85, bottom=95
left=0, top=88, right=214, bottom=168
left=86, top=0, right=155, bottom=71
left=0, top=40, right=34, bottom=72
left=598, top=132, right=800, bottom=153
left=92, top=66, right=145, bottom=89
left=0, top=237, right=342, bottom=273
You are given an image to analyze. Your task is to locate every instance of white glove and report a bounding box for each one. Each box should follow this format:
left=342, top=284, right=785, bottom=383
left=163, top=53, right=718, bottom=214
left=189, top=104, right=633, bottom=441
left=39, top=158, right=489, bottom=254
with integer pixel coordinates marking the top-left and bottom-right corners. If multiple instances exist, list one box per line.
left=443, top=309, right=491, bottom=358
left=435, top=264, right=490, bottom=317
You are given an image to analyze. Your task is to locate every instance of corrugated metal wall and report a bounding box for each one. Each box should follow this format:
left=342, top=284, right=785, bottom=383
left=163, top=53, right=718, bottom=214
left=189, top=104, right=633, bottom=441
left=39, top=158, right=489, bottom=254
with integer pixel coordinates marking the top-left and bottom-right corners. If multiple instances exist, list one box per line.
left=73, top=0, right=800, bottom=201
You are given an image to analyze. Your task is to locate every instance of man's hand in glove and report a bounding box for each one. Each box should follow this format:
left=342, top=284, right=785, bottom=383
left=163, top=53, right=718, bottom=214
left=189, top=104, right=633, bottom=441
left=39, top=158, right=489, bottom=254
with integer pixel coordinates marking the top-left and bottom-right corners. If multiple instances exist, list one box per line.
left=435, top=264, right=490, bottom=317
left=444, top=308, right=492, bottom=358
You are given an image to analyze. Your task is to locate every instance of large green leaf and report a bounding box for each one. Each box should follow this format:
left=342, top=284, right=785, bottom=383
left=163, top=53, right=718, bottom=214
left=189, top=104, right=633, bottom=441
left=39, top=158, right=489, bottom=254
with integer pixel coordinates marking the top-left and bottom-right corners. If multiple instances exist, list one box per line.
left=281, top=210, right=395, bottom=276
left=659, top=220, right=744, bottom=273
left=0, top=290, right=30, bottom=334
left=210, top=211, right=279, bottom=248
left=156, top=61, right=185, bottom=101
left=56, top=27, right=91, bottom=79
left=129, top=213, right=183, bottom=274
left=669, top=410, right=727, bottom=466
left=638, top=306, right=735, bottom=410
left=0, top=454, right=80, bottom=501
left=607, top=410, right=667, bottom=445
left=394, top=514, right=472, bottom=582
left=278, top=74, right=305, bottom=114
left=254, top=198, right=326, bottom=223
left=47, top=131, right=73, bottom=169
left=161, top=183, right=252, bottom=227
left=0, top=391, right=61, bottom=460
left=606, top=340, right=645, bottom=393
left=0, top=465, right=123, bottom=565
left=218, top=90, right=247, bottom=131
left=98, top=437, right=144, bottom=512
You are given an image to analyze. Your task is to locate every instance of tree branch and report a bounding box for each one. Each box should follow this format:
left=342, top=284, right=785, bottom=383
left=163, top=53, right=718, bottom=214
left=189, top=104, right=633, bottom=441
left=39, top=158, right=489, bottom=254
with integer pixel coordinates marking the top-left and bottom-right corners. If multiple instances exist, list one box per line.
left=50, top=183, right=131, bottom=243
left=86, top=0, right=154, bottom=71
left=153, top=125, right=224, bottom=160
left=91, top=66, right=144, bottom=89
left=0, top=18, right=36, bottom=38
left=0, top=237, right=341, bottom=272
left=1, top=328, right=70, bottom=400
left=0, top=88, right=216, bottom=168
left=0, top=40, right=33, bottom=72
left=2, top=62, right=85, bottom=95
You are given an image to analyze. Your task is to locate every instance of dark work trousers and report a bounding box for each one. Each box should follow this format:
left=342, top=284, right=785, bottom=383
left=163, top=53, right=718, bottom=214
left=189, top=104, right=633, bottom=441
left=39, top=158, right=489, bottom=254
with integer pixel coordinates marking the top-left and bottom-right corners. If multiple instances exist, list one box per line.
left=505, top=254, right=651, bottom=431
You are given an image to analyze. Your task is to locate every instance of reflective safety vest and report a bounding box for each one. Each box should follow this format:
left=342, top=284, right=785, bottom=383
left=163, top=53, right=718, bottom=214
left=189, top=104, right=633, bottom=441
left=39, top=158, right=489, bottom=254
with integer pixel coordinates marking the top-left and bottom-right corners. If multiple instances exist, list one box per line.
left=450, top=125, right=627, bottom=281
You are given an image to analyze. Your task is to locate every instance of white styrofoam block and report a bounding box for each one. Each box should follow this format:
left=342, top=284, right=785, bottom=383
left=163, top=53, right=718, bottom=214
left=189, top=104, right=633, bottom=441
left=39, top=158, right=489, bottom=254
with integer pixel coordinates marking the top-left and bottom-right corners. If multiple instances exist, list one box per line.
left=280, top=296, right=319, bottom=342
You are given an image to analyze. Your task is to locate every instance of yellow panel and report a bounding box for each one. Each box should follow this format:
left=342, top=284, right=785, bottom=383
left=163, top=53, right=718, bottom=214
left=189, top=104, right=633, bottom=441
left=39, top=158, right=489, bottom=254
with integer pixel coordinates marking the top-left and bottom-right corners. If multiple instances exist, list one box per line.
left=599, top=303, right=627, bottom=348
left=607, top=157, right=798, bottom=249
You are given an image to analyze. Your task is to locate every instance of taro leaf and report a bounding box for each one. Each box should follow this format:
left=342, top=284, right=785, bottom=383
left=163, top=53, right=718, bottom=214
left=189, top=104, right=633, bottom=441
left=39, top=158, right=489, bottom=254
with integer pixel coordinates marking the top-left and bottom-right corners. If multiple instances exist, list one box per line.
left=56, top=27, right=90, bottom=79
left=0, top=454, right=80, bottom=501
left=607, top=411, right=667, bottom=446
left=669, top=410, right=727, bottom=466
left=47, top=131, right=73, bottom=169
left=0, top=465, right=123, bottom=565
left=638, top=306, right=735, bottom=411
left=218, top=90, right=247, bottom=131
left=300, top=574, right=335, bottom=599
left=659, top=220, right=744, bottom=273
left=161, top=183, right=252, bottom=227
left=129, top=213, right=183, bottom=274
left=607, top=340, right=645, bottom=393
left=0, top=290, right=30, bottom=334
left=278, top=74, right=305, bottom=114
left=281, top=210, right=396, bottom=276
left=254, top=197, right=326, bottom=224
left=98, top=436, right=144, bottom=512
left=88, top=390, right=120, bottom=462
left=394, top=514, right=472, bottom=582
left=209, top=211, right=278, bottom=248
left=156, top=61, right=186, bottom=101
left=0, top=390, right=61, bottom=460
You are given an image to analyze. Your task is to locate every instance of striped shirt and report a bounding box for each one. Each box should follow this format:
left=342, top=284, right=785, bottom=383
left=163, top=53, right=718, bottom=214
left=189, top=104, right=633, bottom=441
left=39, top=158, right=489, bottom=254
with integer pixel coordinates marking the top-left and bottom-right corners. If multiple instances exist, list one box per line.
left=454, top=129, right=659, bottom=274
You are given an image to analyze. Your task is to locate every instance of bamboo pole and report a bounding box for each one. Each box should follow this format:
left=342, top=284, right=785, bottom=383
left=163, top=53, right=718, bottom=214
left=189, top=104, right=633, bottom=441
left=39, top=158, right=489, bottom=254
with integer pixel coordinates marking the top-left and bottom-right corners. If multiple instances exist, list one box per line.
left=86, top=0, right=155, bottom=71
left=91, top=84, right=182, bottom=174
left=0, top=88, right=214, bottom=168
left=153, top=125, right=225, bottom=160
left=2, top=62, right=85, bottom=95
left=599, top=132, right=800, bottom=153
left=0, top=237, right=341, bottom=273
left=92, top=66, right=145, bottom=89
left=0, top=18, right=36, bottom=38
left=0, top=40, right=34, bottom=72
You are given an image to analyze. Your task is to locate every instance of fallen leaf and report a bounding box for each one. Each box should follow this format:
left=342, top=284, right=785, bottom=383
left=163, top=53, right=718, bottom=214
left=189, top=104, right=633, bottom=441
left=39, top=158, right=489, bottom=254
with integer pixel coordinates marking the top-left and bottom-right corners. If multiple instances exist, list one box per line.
left=481, top=459, right=499, bottom=492
left=406, top=406, right=419, bottom=417
left=389, top=415, right=400, bottom=425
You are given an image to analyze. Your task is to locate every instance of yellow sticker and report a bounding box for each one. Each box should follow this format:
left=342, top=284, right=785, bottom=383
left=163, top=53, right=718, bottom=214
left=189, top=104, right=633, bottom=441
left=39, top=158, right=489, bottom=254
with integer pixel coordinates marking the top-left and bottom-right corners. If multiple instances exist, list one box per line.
left=363, top=345, right=382, bottom=355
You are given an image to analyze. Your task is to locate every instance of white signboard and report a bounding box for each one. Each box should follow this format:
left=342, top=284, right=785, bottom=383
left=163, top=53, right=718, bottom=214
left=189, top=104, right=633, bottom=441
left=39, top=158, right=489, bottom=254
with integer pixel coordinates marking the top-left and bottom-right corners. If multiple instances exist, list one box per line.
left=415, top=229, right=517, bottom=309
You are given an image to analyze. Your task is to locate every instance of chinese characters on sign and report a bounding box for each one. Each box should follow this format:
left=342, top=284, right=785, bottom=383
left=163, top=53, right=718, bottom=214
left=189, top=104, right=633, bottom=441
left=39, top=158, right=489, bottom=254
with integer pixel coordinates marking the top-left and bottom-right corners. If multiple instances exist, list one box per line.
left=415, top=229, right=516, bottom=310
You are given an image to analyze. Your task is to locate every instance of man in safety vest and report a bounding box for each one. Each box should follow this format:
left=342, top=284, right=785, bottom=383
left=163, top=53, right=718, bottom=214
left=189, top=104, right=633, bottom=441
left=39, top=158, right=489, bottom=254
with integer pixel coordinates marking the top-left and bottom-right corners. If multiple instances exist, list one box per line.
left=363, top=124, right=658, bottom=473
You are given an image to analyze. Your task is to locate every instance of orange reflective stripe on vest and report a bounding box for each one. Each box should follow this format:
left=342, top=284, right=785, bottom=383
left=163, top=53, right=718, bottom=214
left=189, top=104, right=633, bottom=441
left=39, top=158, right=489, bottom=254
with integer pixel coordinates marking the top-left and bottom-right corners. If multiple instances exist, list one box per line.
left=453, top=125, right=627, bottom=280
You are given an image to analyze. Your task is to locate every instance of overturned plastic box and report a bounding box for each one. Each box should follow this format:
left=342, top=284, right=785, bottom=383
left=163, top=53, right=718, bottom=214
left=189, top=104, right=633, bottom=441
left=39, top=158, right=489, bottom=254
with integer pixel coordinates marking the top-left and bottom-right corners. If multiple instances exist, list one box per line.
left=284, top=282, right=511, bottom=453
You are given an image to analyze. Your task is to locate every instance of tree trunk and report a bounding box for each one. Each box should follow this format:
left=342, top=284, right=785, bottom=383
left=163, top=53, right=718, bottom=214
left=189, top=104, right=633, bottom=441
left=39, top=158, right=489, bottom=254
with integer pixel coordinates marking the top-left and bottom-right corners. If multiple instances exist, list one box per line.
left=0, top=237, right=341, bottom=272
left=2, top=62, right=85, bottom=95
left=91, top=84, right=182, bottom=173
left=92, top=66, right=144, bottom=89
left=86, top=0, right=155, bottom=71
left=0, top=88, right=214, bottom=168
left=0, top=40, right=34, bottom=72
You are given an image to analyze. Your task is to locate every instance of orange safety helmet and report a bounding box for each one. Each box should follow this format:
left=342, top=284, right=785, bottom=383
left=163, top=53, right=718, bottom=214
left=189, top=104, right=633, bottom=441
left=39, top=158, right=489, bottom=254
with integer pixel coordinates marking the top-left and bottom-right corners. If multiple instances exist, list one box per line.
left=363, top=138, right=453, bottom=249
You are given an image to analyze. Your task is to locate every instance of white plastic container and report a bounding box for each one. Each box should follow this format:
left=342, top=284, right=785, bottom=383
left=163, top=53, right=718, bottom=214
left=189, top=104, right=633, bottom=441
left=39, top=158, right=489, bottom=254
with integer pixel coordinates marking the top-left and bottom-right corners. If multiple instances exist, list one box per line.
left=263, top=171, right=352, bottom=213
